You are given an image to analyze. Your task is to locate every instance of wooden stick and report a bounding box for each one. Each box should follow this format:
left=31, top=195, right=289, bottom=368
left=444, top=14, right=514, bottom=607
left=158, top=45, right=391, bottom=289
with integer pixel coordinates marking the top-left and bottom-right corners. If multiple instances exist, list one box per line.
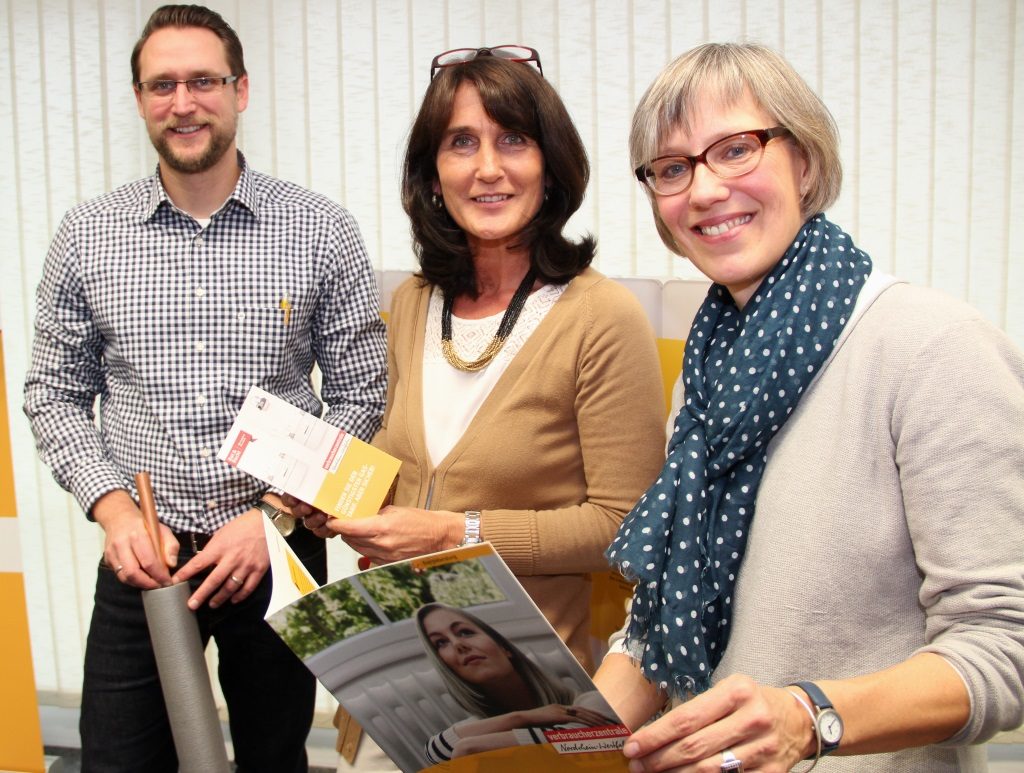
left=135, top=471, right=166, bottom=567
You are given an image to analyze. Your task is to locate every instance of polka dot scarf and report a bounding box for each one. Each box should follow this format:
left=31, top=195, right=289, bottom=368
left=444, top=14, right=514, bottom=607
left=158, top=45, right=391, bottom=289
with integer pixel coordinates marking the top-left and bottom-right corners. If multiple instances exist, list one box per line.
left=607, top=215, right=872, bottom=697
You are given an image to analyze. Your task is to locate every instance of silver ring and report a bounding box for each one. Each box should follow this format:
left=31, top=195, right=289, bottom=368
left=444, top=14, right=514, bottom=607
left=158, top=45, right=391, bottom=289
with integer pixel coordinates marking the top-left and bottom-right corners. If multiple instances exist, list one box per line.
left=720, top=749, right=743, bottom=772
left=115, top=564, right=125, bottom=574
left=229, top=574, right=242, bottom=585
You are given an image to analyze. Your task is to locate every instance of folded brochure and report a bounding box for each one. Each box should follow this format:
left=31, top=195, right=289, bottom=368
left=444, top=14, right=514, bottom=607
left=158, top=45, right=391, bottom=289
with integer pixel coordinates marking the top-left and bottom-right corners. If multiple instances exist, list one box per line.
left=261, top=521, right=630, bottom=773
left=218, top=385, right=400, bottom=519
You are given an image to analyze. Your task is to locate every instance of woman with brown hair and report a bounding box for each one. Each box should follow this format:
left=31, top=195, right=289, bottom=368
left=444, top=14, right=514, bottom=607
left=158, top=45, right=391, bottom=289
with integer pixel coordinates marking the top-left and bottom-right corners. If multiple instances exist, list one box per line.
left=295, top=45, right=665, bottom=771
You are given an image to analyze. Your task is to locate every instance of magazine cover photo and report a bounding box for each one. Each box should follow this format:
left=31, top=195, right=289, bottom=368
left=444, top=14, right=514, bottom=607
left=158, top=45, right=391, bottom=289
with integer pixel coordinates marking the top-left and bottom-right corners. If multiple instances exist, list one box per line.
left=267, top=544, right=630, bottom=772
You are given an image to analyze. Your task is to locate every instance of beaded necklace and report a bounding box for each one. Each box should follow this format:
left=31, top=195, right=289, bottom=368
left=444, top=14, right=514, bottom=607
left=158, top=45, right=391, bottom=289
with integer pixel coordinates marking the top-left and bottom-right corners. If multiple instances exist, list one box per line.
left=441, top=269, right=536, bottom=372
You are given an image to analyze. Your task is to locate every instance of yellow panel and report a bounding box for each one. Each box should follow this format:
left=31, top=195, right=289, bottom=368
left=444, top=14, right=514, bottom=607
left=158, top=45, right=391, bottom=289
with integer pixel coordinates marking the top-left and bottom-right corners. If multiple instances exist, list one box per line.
left=589, top=569, right=633, bottom=643
left=0, top=572, right=45, bottom=773
left=656, top=338, right=685, bottom=418
left=0, top=333, right=17, bottom=518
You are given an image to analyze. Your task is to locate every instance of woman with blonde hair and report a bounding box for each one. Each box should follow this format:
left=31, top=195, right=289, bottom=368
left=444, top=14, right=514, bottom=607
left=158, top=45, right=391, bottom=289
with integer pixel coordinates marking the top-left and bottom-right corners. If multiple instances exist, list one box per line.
left=596, top=42, right=1024, bottom=773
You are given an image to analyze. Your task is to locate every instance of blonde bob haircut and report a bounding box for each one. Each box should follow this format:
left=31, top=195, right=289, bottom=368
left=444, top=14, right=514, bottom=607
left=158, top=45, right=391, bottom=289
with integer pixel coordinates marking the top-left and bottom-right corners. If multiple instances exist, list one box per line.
left=630, top=42, right=842, bottom=256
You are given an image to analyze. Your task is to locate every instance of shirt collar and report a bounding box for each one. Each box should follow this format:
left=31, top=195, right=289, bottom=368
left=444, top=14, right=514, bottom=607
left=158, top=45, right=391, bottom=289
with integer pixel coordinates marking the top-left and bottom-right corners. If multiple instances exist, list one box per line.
left=140, top=151, right=260, bottom=222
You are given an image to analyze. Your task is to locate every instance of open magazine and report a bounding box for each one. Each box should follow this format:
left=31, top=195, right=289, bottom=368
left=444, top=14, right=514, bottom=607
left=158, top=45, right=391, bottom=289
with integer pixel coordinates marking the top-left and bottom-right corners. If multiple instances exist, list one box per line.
left=261, top=521, right=630, bottom=773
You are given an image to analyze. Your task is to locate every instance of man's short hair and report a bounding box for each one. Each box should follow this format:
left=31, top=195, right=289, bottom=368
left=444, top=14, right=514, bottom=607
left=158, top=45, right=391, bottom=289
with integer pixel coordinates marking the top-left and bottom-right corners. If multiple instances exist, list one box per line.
left=131, top=4, right=246, bottom=84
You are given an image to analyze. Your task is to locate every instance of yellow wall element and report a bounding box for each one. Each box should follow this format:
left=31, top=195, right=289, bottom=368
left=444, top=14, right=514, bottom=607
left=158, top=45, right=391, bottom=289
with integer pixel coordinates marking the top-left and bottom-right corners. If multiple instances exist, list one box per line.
left=589, top=569, right=634, bottom=643
left=0, top=572, right=46, bottom=773
left=0, top=333, right=46, bottom=772
left=656, top=338, right=685, bottom=418
left=0, top=335, right=16, bottom=517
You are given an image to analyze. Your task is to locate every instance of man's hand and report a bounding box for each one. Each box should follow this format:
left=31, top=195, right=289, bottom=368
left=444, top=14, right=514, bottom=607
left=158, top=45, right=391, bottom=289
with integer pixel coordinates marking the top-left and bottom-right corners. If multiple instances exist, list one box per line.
left=93, top=489, right=176, bottom=589
left=171, top=509, right=269, bottom=610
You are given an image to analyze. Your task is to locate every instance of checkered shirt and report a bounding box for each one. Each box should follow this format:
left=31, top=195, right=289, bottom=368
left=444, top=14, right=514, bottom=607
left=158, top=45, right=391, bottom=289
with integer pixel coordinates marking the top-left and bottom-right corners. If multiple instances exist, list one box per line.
left=24, top=154, right=387, bottom=533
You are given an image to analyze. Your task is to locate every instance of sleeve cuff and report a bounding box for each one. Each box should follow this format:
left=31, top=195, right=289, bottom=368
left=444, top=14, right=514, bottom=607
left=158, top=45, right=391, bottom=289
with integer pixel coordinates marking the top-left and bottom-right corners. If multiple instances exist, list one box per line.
left=70, top=462, right=132, bottom=520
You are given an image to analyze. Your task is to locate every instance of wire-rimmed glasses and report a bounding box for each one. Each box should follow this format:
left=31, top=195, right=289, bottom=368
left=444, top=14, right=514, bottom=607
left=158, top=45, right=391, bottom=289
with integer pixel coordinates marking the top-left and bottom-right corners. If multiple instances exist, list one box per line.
left=430, top=45, right=543, bottom=80
left=135, top=75, right=240, bottom=100
left=635, top=127, right=792, bottom=196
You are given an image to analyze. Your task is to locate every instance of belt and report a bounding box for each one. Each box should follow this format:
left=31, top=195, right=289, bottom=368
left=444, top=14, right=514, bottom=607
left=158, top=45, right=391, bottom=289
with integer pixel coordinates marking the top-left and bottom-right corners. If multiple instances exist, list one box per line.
left=171, top=530, right=214, bottom=553
left=170, top=525, right=319, bottom=553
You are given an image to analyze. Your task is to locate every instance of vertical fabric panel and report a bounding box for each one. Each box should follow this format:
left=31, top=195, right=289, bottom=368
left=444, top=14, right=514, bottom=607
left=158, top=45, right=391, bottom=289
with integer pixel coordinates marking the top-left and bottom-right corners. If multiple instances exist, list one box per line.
left=931, top=2, right=973, bottom=300
left=306, top=1, right=344, bottom=204
left=1008, top=4, right=1024, bottom=345
left=631, top=0, right=674, bottom=278
left=968, top=0, right=1013, bottom=328
left=555, top=1, right=599, bottom=249
left=0, top=0, right=1021, bottom=723
left=338, top=2, right=384, bottom=265
left=271, top=0, right=312, bottom=187
left=893, top=0, right=936, bottom=286
left=592, top=1, right=633, bottom=277
left=375, top=0, right=414, bottom=269
left=856, top=0, right=896, bottom=272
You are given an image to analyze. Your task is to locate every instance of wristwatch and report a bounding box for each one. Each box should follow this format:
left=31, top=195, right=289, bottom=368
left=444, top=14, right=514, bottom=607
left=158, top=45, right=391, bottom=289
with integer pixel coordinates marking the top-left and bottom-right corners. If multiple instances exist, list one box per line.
left=792, top=681, right=844, bottom=755
left=460, top=510, right=482, bottom=546
left=257, top=499, right=296, bottom=537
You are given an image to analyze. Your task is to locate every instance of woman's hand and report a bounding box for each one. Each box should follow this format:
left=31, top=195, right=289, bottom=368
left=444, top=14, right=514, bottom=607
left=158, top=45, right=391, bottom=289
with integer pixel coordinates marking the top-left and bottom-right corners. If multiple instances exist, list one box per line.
left=621, top=674, right=812, bottom=773
left=316, top=505, right=464, bottom=564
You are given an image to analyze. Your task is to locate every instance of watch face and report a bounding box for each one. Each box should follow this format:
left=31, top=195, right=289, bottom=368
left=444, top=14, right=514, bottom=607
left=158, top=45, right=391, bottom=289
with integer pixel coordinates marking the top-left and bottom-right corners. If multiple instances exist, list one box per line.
left=819, top=708, right=844, bottom=745
left=272, top=513, right=296, bottom=537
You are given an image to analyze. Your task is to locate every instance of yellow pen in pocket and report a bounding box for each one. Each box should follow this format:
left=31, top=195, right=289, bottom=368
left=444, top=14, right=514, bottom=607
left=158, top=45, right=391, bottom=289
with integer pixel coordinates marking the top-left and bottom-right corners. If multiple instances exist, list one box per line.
left=279, top=294, right=292, bottom=326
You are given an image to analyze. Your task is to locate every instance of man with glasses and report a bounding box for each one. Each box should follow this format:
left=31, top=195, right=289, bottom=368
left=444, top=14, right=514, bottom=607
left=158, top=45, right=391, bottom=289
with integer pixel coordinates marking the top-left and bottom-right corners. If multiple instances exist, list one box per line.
left=23, top=5, right=386, bottom=771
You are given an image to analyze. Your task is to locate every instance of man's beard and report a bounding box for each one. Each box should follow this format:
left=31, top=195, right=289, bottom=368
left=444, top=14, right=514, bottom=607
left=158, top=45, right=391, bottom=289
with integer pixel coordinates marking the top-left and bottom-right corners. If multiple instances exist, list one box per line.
left=151, top=122, right=235, bottom=174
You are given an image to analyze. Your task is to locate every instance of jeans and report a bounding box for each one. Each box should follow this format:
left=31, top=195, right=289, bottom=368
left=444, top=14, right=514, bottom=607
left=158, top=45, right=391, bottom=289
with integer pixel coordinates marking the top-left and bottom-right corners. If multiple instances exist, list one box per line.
left=80, top=526, right=328, bottom=773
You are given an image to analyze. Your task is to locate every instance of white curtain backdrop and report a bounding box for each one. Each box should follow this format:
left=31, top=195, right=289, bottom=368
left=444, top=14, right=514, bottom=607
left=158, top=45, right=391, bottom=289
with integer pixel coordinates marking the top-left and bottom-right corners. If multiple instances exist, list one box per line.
left=1, top=0, right=1021, bottom=717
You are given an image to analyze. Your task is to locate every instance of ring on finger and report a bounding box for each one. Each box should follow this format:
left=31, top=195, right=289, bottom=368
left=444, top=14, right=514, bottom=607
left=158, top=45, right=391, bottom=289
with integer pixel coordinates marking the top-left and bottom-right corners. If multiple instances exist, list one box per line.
left=229, top=574, right=243, bottom=585
left=115, top=564, right=125, bottom=574
left=720, top=749, right=744, bottom=773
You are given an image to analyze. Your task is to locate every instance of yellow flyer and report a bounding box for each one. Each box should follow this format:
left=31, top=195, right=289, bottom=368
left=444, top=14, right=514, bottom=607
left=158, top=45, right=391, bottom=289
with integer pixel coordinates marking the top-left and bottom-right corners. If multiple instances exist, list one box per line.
left=218, top=385, right=400, bottom=518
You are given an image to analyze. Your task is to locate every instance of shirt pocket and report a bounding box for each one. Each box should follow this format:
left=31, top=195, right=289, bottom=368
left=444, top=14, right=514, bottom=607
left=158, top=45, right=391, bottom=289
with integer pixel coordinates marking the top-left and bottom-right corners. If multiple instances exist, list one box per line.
left=224, top=305, right=295, bottom=386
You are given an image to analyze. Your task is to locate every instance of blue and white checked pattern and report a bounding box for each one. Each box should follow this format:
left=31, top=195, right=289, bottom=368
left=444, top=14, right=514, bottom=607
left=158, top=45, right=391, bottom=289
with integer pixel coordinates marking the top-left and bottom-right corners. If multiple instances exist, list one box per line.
left=24, top=155, right=387, bottom=532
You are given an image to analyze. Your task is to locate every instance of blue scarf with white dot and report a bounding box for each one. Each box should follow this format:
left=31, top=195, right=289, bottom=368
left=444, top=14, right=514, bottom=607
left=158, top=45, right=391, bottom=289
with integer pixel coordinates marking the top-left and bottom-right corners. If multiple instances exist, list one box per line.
left=606, top=214, right=872, bottom=697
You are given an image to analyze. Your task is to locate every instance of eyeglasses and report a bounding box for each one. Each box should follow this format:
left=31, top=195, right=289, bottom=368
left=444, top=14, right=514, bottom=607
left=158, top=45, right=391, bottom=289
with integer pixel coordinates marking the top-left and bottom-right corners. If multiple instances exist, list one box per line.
left=635, top=127, right=792, bottom=196
left=430, top=45, right=543, bottom=80
left=135, top=75, right=239, bottom=100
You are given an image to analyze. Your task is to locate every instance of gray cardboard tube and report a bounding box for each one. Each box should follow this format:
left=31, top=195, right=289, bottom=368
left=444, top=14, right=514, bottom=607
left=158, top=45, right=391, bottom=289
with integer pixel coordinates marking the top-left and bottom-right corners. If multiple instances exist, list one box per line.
left=143, top=583, right=231, bottom=773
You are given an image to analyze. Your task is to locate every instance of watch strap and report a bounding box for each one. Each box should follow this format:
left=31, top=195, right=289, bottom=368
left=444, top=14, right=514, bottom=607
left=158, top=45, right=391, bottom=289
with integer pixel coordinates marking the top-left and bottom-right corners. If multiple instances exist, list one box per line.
left=257, top=500, right=296, bottom=537
left=792, top=681, right=842, bottom=755
left=793, top=681, right=834, bottom=711
left=460, top=510, right=482, bottom=546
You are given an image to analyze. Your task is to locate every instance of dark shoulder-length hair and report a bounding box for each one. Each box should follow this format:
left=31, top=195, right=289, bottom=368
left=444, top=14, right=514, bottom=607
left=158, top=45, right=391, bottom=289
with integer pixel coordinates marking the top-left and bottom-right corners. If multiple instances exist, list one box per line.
left=415, top=603, right=575, bottom=717
left=402, top=56, right=594, bottom=298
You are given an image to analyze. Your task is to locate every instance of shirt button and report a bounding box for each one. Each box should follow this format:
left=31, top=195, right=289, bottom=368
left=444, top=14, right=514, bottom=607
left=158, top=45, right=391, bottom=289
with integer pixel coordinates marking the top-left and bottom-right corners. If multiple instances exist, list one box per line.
left=195, top=235, right=204, bottom=246
left=237, top=311, right=246, bottom=322
left=206, top=500, right=218, bottom=510
left=200, top=447, right=211, bottom=458
left=195, top=286, right=206, bottom=298
left=196, top=393, right=207, bottom=406
left=195, top=341, right=206, bottom=352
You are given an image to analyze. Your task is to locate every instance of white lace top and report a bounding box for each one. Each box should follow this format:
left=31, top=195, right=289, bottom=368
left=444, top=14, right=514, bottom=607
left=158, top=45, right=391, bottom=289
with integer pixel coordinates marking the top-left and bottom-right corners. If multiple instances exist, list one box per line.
left=422, top=282, right=567, bottom=467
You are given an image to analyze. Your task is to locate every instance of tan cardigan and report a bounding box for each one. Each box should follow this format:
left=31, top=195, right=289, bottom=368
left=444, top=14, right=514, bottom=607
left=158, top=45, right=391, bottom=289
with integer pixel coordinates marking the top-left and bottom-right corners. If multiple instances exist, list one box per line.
left=376, top=267, right=665, bottom=670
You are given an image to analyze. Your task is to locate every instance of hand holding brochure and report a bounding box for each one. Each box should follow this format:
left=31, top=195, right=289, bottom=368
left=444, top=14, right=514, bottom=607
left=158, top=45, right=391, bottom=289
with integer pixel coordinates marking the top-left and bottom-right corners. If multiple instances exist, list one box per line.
left=261, top=528, right=630, bottom=773
left=218, top=386, right=400, bottom=518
